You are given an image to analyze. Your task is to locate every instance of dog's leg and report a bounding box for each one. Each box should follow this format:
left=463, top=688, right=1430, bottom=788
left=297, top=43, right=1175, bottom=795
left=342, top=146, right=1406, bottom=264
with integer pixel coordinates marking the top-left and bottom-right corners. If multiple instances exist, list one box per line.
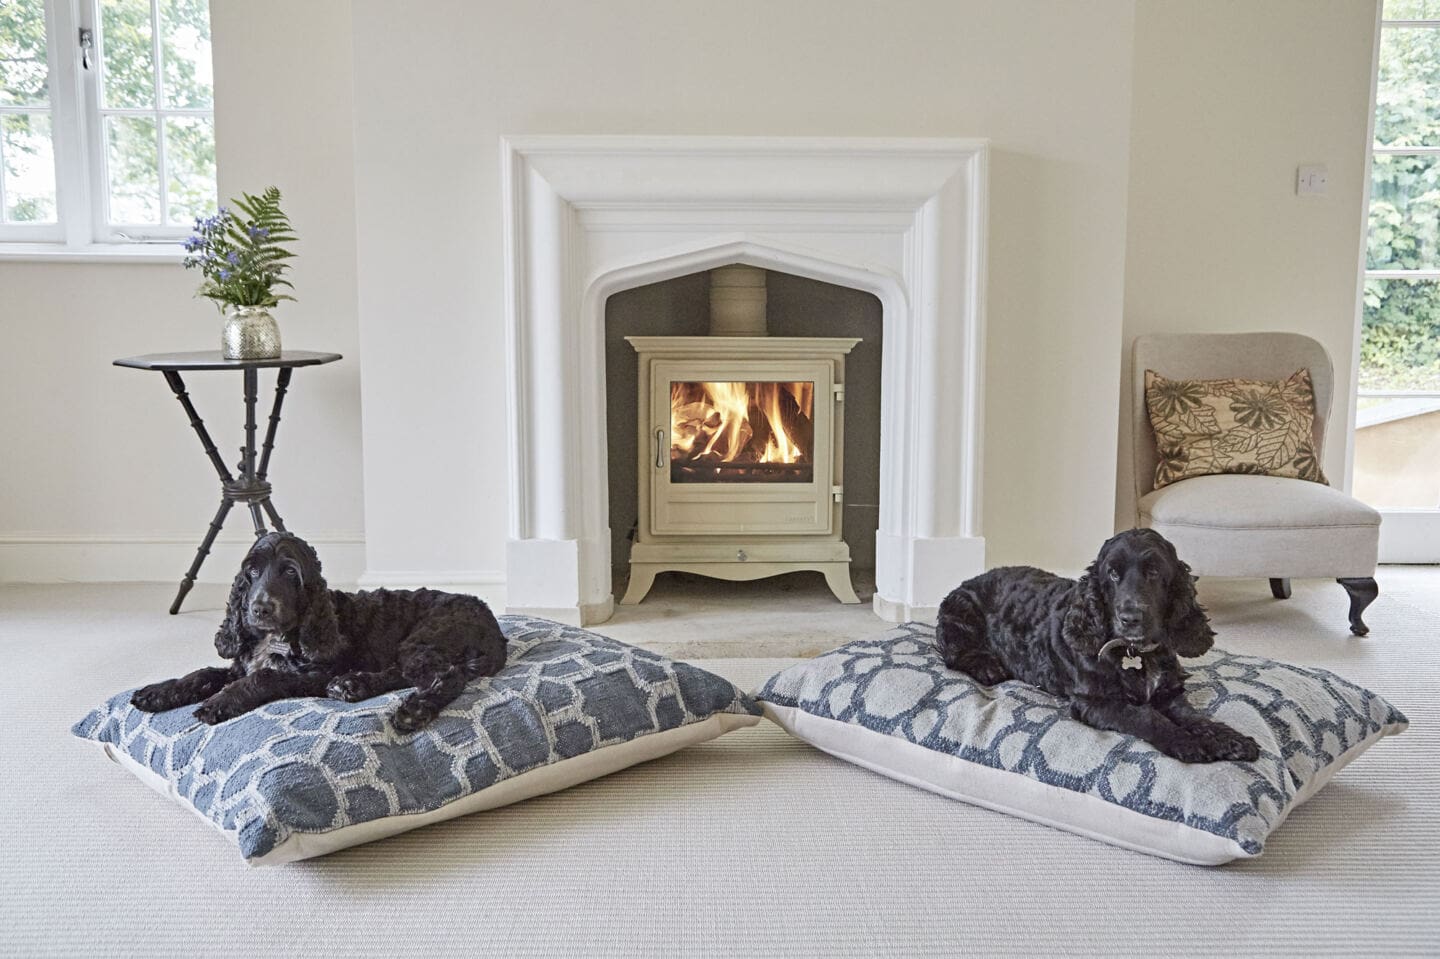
left=1157, top=696, right=1260, bottom=763
left=1072, top=697, right=1257, bottom=764
left=131, top=666, right=235, bottom=712
left=385, top=616, right=503, bottom=732
left=326, top=666, right=408, bottom=702
left=392, top=665, right=468, bottom=734
left=936, top=587, right=1010, bottom=686
left=194, top=668, right=329, bottom=725
left=387, top=637, right=475, bottom=733
left=464, top=638, right=507, bottom=680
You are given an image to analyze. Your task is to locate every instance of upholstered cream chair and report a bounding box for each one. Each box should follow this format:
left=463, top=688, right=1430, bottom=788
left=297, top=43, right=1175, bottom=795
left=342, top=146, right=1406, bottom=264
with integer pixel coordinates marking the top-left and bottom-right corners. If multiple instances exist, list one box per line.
left=1129, top=332, right=1381, bottom=635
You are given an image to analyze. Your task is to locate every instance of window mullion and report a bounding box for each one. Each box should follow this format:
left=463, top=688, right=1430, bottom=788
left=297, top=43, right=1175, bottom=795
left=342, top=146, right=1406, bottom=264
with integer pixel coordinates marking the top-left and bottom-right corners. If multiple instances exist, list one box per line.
left=0, top=121, right=7, bottom=224
left=150, top=0, right=167, bottom=227
left=1366, top=269, right=1440, bottom=280
left=48, top=0, right=91, bottom=245
left=80, top=0, right=112, bottom=243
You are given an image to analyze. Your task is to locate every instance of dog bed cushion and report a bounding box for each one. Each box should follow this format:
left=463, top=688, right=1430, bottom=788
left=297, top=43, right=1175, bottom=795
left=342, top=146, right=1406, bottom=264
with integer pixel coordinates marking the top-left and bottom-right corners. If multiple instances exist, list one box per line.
left=73, top=615, right=762, bottom=865
left=755, top=623, right=1406, bottom=865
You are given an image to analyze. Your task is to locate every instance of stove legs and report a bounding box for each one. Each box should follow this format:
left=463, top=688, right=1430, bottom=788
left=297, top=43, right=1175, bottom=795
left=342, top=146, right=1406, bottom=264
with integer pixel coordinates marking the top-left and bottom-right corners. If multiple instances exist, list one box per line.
left=620, top=566, right=659, bottom=606
left=618, top=561, right=861, bottom=606
left=821, top=565, right=862, bottom=604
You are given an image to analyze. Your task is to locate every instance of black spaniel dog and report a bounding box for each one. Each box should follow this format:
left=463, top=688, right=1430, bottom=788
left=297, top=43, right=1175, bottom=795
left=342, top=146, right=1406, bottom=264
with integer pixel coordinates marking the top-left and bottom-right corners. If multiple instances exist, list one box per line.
left=131, top=532, right=507, bottom=732
left=936, top=528, right=1259, bottom=764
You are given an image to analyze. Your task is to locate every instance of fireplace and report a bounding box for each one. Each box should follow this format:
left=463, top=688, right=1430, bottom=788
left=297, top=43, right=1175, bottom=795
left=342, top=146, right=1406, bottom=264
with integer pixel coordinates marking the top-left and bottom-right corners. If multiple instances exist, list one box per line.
left=622, top=267, right=861, bottom=604
left=500, top=136, right=988, bottom=625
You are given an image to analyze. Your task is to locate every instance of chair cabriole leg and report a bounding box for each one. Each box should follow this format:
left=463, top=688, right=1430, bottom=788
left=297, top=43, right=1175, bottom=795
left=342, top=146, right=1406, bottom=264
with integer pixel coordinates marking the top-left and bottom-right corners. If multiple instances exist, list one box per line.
left=1336, top=577, right=1379, bottom=637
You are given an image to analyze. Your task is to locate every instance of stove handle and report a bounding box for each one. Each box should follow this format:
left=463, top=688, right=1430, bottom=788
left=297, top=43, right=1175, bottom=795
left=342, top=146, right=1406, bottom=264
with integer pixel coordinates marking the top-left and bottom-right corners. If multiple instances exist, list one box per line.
left=654, top=429, right=666, bottom=469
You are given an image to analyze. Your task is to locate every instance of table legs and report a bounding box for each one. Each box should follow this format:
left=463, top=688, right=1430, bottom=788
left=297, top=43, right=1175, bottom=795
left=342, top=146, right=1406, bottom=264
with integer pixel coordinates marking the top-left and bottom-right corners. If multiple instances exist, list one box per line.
left=162, top=368, right=294, bottom=614
left=171, top=498, right=235, bottom=615
left=163, top=371, right=233, bottom=484
left=256, top=368, right=290, bottom=533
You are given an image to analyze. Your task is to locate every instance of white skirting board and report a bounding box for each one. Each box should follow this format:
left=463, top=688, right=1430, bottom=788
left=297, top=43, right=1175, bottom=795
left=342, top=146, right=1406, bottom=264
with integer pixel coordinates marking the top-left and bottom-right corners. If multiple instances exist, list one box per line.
left=0, top=534, right=366, bottom=585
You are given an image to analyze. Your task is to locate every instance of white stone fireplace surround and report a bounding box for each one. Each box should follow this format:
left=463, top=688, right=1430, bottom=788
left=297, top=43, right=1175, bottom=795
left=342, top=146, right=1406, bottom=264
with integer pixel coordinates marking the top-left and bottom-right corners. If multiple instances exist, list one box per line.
left=501, top=136, right=987, bottom=625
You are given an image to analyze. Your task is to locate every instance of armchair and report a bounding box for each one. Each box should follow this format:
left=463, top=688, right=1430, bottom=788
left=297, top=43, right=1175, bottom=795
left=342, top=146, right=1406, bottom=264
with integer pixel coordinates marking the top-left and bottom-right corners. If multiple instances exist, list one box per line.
left=1129, top=332, right=1380, bottom=635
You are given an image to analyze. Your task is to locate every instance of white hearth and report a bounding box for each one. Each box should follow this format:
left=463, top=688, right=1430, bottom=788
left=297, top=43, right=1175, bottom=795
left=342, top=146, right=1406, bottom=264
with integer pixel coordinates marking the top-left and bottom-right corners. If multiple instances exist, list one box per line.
left=500, top=135, right=988, bottom=625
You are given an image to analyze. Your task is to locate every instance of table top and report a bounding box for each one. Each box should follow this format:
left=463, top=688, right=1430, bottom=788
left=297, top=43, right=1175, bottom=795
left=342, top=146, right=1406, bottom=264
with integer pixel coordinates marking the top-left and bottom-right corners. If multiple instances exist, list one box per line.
left=114, top=350, right=343, bottom=371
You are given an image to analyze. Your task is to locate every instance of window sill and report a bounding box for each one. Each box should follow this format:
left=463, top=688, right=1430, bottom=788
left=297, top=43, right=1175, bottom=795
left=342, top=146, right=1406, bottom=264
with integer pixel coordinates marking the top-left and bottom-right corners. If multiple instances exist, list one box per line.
left=0, top=242, right=186, bottom=264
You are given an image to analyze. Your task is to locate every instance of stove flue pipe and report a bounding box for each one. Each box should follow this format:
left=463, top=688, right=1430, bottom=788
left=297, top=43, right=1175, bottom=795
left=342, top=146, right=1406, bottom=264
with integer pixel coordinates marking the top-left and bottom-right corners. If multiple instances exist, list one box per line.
left=709, top=265, right=768, bottom=336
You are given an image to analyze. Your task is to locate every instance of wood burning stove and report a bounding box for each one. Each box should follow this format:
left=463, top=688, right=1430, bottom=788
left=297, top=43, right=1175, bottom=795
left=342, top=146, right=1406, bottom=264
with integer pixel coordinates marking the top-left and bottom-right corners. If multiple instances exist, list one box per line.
left=620, top=266, right=861, bottom=606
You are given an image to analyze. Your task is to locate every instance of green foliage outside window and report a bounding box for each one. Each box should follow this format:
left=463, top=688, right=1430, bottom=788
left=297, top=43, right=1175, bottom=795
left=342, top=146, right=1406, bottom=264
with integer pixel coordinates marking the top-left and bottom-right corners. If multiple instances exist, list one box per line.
left=0, top=0, right=52, bottom=221
left=1364, top=17, right=1440, bottom=391
left=0, top=0, right=215, bottom=226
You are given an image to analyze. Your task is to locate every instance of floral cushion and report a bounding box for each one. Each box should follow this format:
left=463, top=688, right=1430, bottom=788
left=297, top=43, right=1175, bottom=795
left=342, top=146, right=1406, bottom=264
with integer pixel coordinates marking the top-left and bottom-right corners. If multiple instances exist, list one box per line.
left=1145, top=368, right=1327, bottom=489
left=73, top=615, right=762, bottom=865
left=756, top=623, right=1406, bottom=865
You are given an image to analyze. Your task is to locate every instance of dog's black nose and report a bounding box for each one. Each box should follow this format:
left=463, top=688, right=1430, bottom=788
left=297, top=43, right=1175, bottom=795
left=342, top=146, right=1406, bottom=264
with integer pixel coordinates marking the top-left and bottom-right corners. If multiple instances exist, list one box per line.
left=250, top=596, right=279, bottom=619
left=1117, top=606, right=1146, bottom=629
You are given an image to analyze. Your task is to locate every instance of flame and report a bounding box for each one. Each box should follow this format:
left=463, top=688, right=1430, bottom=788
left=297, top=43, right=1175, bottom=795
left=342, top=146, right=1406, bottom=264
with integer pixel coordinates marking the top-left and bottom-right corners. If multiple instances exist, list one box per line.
left=670, top=381, right=813, bottom=468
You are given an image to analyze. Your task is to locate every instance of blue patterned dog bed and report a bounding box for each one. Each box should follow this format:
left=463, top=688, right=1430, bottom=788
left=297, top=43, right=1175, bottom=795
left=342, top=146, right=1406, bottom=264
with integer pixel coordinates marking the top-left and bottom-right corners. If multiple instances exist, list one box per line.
left=74, top=615, right=761, bottom=864
left=756, top=623, right=1406, bottom=864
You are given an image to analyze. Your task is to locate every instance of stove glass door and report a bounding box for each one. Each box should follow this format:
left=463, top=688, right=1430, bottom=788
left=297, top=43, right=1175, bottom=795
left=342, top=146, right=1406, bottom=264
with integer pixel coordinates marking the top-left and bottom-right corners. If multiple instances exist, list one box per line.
left=669, top=380, right=816, bottom=484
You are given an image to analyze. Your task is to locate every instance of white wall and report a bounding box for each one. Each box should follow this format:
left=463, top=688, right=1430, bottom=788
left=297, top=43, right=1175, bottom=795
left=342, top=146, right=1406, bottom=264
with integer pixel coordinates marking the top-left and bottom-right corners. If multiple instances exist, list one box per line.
left=1117, top=0, right=1378, bottom=529
left=351, top=0, right=1138, bottom=595
left=0, top=0, right=1384, bottom=598
left=0, top=0, right=365, bottom=584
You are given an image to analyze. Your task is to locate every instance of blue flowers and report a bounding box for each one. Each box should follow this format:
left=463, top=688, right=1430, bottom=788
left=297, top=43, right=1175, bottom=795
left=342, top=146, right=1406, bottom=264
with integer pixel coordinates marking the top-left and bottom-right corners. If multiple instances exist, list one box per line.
left=191, top=210, right=230, bottom=235
left=181, top=187, right=296, bottom=311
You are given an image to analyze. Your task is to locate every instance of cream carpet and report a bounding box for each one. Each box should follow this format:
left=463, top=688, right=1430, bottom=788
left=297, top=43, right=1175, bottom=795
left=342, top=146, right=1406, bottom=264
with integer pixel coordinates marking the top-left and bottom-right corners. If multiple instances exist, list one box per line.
left=1, top=574, right=1436, bottom=957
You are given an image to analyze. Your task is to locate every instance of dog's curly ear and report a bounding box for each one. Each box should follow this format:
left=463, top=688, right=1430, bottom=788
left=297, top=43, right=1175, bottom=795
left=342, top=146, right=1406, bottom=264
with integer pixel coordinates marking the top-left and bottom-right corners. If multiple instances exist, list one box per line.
left=294, top=541, right=340, bottom=662
left=1164, top=556, right=1214, bottom=658
left=1061, top=562, right=1110, bottom=654
left=215, top=561, right=253, bottom=660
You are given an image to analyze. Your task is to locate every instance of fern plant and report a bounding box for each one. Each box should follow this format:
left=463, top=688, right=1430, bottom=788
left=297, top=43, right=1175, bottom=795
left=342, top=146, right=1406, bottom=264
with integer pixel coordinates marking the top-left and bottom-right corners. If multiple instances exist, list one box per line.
left=182, top=186, right=298, bottom=310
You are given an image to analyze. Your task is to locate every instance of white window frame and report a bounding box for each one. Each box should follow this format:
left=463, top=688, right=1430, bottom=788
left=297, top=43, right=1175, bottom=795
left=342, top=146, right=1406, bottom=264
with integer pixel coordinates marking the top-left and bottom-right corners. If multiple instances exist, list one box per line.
left=1356, top=6, right=1440, bottom=563
left=0, top=0, right=214, bottom=259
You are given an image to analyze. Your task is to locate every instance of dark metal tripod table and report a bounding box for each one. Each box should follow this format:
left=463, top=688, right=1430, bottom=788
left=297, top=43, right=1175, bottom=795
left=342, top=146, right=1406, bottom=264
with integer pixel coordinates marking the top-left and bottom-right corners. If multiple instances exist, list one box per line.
left=114, top=350, right=343, bottom=614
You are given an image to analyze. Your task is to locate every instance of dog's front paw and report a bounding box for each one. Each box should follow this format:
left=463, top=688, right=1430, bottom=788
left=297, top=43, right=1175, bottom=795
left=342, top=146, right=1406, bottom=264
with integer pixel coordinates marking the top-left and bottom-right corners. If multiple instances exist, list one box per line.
left=194, top=693, right=247, bottom=725
left=1164, top=723, right=1261, bottom=764
left=1198, top=723, right=1261, bottom=763
left=391, top=697, right=435, bottom=734
left=327, top=673, right=372, bottom=702
left=131, top=680, right=183, bottom=712
left=1160, top=734, right=1221, bottom=764
left=967, top=661, right=1011, bottom=687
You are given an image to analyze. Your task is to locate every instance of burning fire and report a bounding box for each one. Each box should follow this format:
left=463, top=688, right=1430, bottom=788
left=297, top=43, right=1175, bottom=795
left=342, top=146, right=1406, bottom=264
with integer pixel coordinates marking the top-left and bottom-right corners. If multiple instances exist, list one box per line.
left=671, top=381, right=815, bottom=468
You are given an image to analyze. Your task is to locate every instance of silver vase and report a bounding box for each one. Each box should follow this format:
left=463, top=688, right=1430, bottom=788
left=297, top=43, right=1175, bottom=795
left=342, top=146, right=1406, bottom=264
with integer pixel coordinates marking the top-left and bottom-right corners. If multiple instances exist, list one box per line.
left=221, top=305, right=282, bottom=360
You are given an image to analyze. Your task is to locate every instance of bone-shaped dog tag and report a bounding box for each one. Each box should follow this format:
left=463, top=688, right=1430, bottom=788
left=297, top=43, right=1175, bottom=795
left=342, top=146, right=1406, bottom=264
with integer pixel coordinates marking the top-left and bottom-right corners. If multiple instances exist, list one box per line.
left=1122, top=654, right=1144, bottom=671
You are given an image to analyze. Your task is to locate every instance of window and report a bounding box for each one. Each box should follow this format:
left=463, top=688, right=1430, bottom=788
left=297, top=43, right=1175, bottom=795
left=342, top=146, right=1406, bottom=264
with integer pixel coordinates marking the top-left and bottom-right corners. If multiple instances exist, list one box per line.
left=0, top=0, right=215, bottom=251
left=1354, top=0, right=1440, bottom=559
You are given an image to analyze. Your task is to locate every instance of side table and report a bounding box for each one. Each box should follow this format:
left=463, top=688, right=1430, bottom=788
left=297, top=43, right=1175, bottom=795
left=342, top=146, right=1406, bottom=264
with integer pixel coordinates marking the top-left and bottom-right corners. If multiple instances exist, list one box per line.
left=114, top=350, right=343, bottom=613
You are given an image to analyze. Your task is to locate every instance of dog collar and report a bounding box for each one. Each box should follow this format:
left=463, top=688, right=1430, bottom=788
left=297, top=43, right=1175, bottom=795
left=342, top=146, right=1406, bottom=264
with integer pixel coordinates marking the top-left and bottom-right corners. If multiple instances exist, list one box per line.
left=1097, top=637, right=1162, bottom=671
left=1097, top=638, right=1160, bottom=658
